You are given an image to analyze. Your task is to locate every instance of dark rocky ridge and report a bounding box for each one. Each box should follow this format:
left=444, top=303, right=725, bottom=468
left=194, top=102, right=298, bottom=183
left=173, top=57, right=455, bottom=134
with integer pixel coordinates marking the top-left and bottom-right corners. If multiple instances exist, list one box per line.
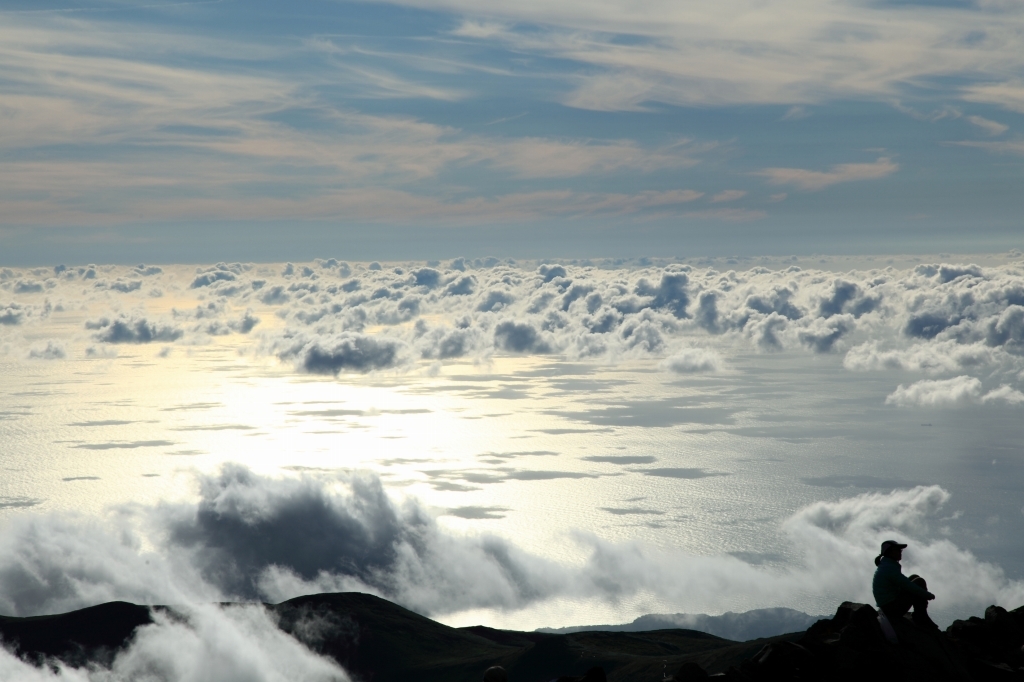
left=1, top=593, right=1022, bottom=681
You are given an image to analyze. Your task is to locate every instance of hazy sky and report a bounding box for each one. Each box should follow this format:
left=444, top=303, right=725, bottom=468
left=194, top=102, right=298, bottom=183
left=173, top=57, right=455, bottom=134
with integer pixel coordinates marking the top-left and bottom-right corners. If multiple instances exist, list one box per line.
left=2, top=0, right=1023, bottom=264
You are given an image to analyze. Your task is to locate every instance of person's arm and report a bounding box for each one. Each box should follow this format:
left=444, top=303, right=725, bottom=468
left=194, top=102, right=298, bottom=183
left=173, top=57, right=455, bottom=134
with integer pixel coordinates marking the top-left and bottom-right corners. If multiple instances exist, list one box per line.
left=894, top=571, right=934, bottom=600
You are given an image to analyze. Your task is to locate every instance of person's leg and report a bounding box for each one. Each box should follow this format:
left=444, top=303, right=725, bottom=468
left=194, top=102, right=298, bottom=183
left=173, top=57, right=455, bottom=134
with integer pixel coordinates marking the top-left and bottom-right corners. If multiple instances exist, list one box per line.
left=881, top=594, right=913, bottom=621
left=907, top=576, right=939, bottom=629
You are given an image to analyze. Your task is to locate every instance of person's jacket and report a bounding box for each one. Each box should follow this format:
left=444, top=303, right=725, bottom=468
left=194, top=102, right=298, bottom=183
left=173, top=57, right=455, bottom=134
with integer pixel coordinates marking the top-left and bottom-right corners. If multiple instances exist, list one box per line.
left=872, top=556, right=932, bottom=606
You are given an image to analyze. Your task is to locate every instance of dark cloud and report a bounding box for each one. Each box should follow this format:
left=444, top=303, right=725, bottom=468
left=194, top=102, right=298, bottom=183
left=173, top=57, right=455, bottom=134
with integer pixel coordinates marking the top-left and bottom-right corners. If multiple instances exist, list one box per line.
left=477, top=290, right=515, bottom=312
left=420, top=327, right=477, bottom=359
left=443, top=275, right=476, bottom=296
left=904, top=311, right=960, bottom=339
left=538, top=264, right=567, bottom=282
left=260, top=285, right=290, bottom=304
left=134, top=264, right=163, bottom=276
left=98, top=279, right=143, bottom=293
left=636, top=272, right=690, bottom=318
left=639, top=468, right=730, bottom=479
left=600, top=507, right=665, bottom=516
left=86, top=316, right=183, bottom=344
left=0, top=497, right=43, bottom=510
left=936, top=264, right=983, bottom=283
left=694, top=290, right=722, bottom=333
left=71, top=440, right=177, bottom=450
left=412, top=268, right=442, bottom=288
left=28, top=341, right=66, bottom=360
left=817, top=279, right=879, bottom=318
left=276, top=332, right=405, bottom=374
left=1, top=303, right=27, bottom=325
left=478, top=450, right=558, bottom=460
left=561, top=283, right=595, bottom=311
left=167, top=466, right=408, bottom=596
left=749, top=312, right=788, bottom=351
left=550, top=400, right=734, bottom=427
left=583, top=455, right=657, bottom=465
left=161, top=402, right=222, bottom=412
left=443, top=506, right=510, bottom=520
left=191, top=270, right=237, bottom=288
left=745, top=285, right=803, bottom=321
left=13, top=280, right=44, bottom=294
left=68, top=420, right=137, bottom=426
left=231, top=309, right=260, bottom=334
left=985, top=305, right=1024, bottom=350
left=161, top=465, right=567, bottom=613
left=798, top=315, right=854, bottom=353
left=494, top=321, right=552, bottom=353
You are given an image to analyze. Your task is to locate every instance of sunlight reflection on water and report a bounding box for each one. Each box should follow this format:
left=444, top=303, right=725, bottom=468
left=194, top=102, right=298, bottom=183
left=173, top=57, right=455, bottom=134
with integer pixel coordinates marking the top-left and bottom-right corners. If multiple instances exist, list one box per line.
left=3, top=334, right=1024, bottom=625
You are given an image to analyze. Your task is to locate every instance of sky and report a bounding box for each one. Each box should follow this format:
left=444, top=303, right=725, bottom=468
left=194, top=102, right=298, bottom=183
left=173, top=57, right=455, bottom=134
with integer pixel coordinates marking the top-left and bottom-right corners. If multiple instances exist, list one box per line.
left=1, top=0, right=1023, bottom=263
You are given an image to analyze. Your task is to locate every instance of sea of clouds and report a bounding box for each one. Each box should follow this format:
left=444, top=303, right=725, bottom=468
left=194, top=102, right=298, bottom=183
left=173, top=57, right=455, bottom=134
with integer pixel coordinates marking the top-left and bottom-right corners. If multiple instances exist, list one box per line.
left=4, top=256, right=1024, bottom=402
left=3, top=256, right=1024, bottom=679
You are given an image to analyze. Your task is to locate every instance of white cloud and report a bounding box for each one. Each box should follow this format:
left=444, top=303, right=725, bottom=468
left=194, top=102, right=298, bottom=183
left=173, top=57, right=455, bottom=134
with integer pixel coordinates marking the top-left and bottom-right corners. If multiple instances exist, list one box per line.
left=0, top=604, right=350, bottom=682
left=884, top=375, right=1024, bottom=407
left=662, top=347, right=723, bottom=373
left=843, top=340, right=1004, bottom=374
left=950, top=139, right=1024, bottom=157
left=962, top=80, right=1024, bottom=114
left=408, top=0, right=1024, bottom=110
left=966, top=115, right=1009, bottom=136
left=885, top=376, right=982, bottom=406
left=0, top=465, right=1020, bottom=630
left=980, top=384, right=1024, bottom=404
left=754, top=157, right=898, bottom=191
left=710, top=189, right=746, bottom=203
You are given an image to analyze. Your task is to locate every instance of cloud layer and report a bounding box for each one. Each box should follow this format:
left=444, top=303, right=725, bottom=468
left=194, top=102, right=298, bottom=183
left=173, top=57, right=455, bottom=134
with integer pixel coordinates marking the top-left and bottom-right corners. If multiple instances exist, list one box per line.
left=0, top=466, right=1021, bottom=632
left=0, top=604, right=349, bottom=682
left=6, top=258, right=1024, bottom=405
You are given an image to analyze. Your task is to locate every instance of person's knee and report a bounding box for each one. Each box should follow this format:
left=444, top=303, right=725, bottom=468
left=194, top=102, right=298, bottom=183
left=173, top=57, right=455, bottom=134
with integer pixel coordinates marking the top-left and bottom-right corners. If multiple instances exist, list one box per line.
left=908, top=574, right=928, bottom=590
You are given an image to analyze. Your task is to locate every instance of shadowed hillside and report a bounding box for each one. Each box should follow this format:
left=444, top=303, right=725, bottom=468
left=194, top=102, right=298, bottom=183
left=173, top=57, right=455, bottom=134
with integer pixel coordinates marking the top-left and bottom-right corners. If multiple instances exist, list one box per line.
left=2, top=593, right=1023, bottom=681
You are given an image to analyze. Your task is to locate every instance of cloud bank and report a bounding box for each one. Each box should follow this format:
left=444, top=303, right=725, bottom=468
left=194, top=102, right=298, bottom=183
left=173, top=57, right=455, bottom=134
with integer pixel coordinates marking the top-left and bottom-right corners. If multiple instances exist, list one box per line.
left=0, top=466, right=1021, bottom=628
left=6, top=258, right=1024, bottom=405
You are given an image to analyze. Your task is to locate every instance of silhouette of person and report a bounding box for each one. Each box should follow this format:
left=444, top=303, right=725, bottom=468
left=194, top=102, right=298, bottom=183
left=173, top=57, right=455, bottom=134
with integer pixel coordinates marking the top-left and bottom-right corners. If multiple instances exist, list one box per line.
left=872, top=540, right=939, bottom=630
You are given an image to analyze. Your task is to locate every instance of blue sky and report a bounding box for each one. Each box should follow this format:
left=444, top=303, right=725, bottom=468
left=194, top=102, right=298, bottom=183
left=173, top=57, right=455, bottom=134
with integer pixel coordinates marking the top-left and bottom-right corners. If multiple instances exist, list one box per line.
left=1, top=0, right=1023, bottom=263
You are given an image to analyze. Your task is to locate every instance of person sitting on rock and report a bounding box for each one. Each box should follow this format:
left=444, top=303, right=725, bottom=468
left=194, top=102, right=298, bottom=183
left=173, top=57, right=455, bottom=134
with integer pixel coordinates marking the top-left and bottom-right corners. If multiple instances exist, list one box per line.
left=872, top=539, right=939, bottom=630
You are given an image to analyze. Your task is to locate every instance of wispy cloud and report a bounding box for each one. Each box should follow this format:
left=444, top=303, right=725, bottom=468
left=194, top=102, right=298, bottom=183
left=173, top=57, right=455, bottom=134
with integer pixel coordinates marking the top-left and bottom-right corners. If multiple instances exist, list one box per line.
left=967, top=115, right=1009, bottom=136
left=950, top=139, right=1024, bottom=156
left=962, top=81, right=1024, bottom=114
left=431, top=0, right=1024, bottom=110
left=754, top=157, right=898, bottom=191
left=710, top=190, right=746, bottom=203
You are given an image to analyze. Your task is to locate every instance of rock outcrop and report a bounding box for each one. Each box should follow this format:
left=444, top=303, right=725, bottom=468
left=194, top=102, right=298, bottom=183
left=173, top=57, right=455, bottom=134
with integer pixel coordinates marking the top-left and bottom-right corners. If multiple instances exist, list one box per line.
left=686, top=601, right=1024, bottom=681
